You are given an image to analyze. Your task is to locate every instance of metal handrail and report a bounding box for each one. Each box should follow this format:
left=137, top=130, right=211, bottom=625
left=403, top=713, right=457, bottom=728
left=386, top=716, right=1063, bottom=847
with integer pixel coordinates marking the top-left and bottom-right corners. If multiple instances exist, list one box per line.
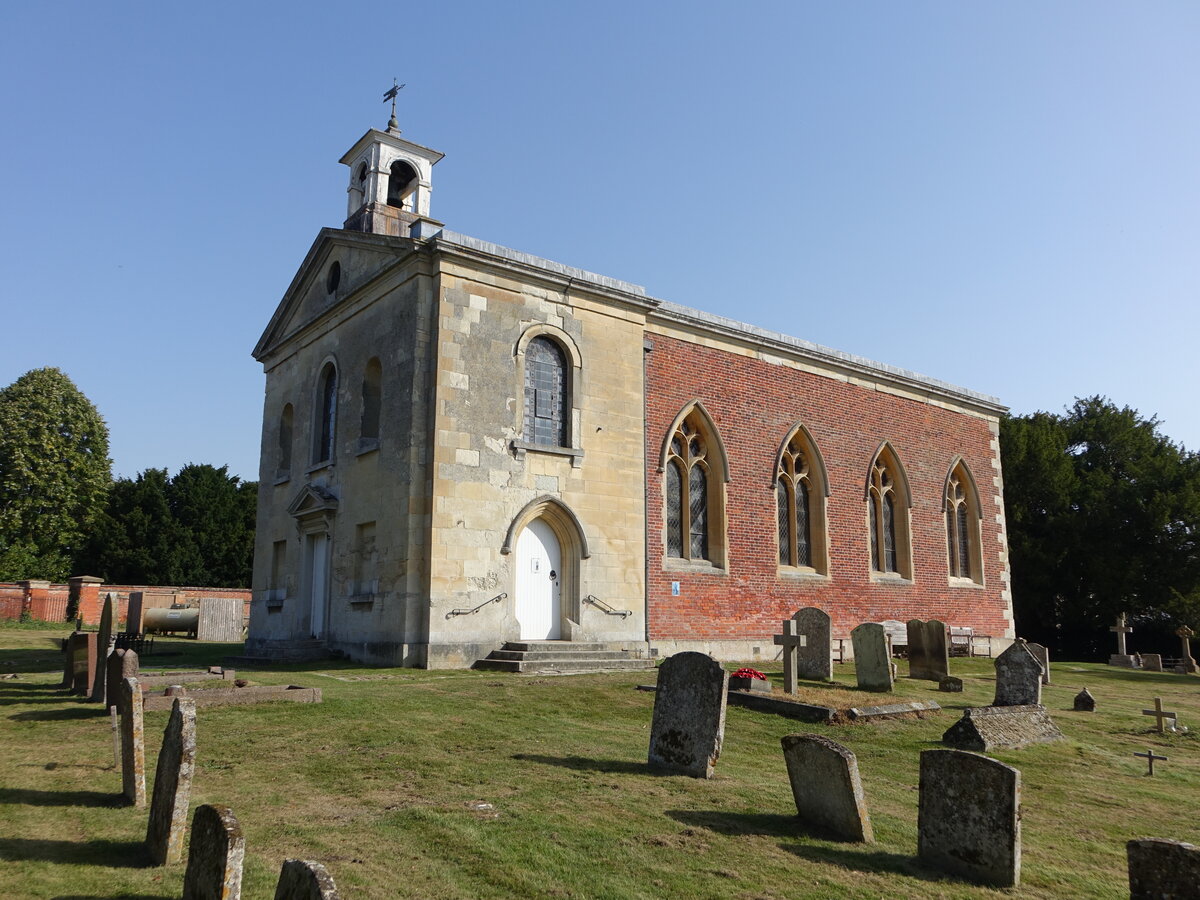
left=584, top=594, right=632, bottom=619
left=446, top=593, right=506, bottom=619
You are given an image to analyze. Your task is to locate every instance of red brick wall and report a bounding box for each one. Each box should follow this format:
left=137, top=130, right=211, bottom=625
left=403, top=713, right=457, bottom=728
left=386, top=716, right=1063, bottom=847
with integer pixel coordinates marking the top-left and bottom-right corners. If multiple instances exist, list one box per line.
left=0, top=582, right=251, bottom=626
left=644, top=333, right=1011, bottom=643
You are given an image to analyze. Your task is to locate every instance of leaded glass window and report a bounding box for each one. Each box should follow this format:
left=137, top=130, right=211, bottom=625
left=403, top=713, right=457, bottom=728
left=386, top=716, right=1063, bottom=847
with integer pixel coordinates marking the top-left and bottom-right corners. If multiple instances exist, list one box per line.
left=777, top=432, right=818, bottom=569
left=945, top=464, right=978, bottom=580
left=523, top=337, right=568, bottom=446
left=664, top=414, right=712, bottom=561
left=314, top=364, right=337, bottom=464
left=666, top=461, right=684, bottom=557
left=868, top=454, right=900, bottom=573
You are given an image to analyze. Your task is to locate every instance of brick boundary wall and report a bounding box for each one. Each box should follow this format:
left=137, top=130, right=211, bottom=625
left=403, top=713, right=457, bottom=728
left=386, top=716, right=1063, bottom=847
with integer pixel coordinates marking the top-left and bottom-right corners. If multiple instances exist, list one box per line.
left=0, top=581, right=251, bottom=627
left=643, top=332, right=1013, bottom=653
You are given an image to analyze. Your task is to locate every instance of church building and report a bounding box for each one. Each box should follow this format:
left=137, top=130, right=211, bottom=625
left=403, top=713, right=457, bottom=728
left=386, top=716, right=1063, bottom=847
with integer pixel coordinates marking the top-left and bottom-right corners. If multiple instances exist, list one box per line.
left=247, top=115, right=1014, bottom=668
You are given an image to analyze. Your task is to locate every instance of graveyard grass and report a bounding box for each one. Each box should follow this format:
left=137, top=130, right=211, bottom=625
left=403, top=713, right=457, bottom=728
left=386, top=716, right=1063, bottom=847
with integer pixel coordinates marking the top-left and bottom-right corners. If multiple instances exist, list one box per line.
left=1, top=626, right=1198, bottom=899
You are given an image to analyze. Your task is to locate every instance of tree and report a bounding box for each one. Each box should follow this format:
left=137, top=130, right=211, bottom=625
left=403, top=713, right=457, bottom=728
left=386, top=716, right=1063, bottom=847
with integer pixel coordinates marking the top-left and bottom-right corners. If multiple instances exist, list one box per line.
left=0, top=368, right=111, bottom=581
left=1002, top=397, right=1200, bottom=657
left=75, top=464, right=257, bottom=588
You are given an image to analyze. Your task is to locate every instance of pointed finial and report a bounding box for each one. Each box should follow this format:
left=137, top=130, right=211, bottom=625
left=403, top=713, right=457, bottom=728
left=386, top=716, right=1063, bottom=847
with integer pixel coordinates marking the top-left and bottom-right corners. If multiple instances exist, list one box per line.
left=383, top=79, right=405, bottom=132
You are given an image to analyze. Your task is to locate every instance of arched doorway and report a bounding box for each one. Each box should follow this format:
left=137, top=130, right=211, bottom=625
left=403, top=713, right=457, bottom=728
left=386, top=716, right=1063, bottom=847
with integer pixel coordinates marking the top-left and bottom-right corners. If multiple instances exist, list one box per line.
left=514, top=518, right=562, bottom=640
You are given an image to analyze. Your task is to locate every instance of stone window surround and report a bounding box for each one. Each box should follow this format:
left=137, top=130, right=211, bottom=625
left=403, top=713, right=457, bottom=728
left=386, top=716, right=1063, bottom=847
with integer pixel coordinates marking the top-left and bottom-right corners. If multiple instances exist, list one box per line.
left=944, top=456, right=986, bottom=587
left=310, top=355, right=340, bottom=468
left=511, top=323, right=584, bottom=468
left=658, top=401, right=730, bottom=570
left=864, top=441, right=915, bottom=582
left=774, top=422, right=832, bottom=577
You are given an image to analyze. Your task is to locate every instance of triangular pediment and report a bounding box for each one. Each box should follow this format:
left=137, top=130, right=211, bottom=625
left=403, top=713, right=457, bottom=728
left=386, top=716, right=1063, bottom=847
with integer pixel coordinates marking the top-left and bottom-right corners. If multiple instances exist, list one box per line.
left=253, top=228, right=417, bottom=361
left=286, top=483, right=339, bottom=519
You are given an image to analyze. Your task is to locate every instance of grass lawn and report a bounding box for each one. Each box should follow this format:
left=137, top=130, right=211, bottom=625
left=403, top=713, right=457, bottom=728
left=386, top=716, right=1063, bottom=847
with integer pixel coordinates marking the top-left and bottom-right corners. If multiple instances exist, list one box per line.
left=1, top=625, right=1197, bottom=899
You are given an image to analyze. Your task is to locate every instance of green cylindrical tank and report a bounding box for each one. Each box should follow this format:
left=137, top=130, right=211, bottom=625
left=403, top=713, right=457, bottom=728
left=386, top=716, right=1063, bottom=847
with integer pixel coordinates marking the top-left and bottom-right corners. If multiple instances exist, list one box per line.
left=143, top=606, right=199, bottom=635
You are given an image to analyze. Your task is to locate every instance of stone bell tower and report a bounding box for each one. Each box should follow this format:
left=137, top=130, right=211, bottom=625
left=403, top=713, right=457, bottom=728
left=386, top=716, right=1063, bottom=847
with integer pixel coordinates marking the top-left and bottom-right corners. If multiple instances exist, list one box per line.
left=339, top=107, right=444, bottom=239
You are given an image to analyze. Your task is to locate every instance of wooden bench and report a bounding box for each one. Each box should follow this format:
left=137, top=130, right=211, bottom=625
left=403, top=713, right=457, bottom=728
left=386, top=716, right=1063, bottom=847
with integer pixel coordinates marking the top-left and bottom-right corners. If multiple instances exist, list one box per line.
left=949, top=626, right=993, bottom=658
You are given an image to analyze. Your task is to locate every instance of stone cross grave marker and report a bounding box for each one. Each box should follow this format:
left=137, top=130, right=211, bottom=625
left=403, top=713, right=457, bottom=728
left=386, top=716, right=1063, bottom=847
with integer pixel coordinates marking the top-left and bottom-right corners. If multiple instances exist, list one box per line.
left=1110, top=613, right=1134, bottom=666
left=120, top=676, right=146, bottom=807
left=907, top=619, right=949, bottom=681
left=647, top=652, right=728, bottom=779
left=773, top=620, right=806, bottom=694
left=274, top=859, right=342, bottom=899
left=918, top=749, right=1021, bottom=888
left=776, top=606, right=833, bottom=684
left=1025, top=642, right=1050, bottom=685
left=780, top=734, right=873, bottom=843
left=1176, top=625, right=1197, bottom=673
left=182, top=804, right=244, bottom=900
left=146, top=697, right=197, bottom=865
left=850, top=623, right=893, bottom=692
left=90, top=593, right=115, bottom=703
left=1127, top=838, right=1200, bottom=899
left=1133, top=748, right=1168, bottom=776
left=993, top=640, right=1043, bottom=706
left=1141, top=697, right=1177, bottom=734
left=106, top=648, right=139, bottom=712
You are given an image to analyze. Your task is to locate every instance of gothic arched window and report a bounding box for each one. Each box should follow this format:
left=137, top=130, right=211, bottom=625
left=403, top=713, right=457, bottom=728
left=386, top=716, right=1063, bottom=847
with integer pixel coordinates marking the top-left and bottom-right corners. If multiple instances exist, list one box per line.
left=663, top=406, right=727, bottom=565
left=867, top=444, right=912, bottom=578
left=313, top=362, right=337, bottom=465
left=945, top=459, right=983, bottom=583
left=776, top=427, right=828, bottom=573
left=523, top=337, right=568, bottom=447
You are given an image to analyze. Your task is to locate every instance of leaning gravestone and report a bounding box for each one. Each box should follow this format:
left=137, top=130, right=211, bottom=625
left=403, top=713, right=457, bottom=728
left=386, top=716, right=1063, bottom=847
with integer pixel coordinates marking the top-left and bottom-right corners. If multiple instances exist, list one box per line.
left=793, top=607, right=833, bottom=682
left=993, top=640, right=1043, bottom=707
left=1127, top=838, right=1200, bottom=900
left=907, top=619, right=949, bottom=681
left=90, top=594, right=115, bottom=703
left=121, top=676, right=147, bottom=807
left=942, top=706, right=1065, bottom=751
left=1026, top=642, right=1051, bottom=685
left=274, top=859, right=341, bottom=899
left=647, top=652, right=728, bottom=779
left=146, top=698, right=197, bottom=865
left=182, top=804, right=244, bottom=900
left=106, top=649, right=139, bottom=712
left=851, top=623, right=893, bottom=692
left=780, top=734, right=873, bottom=842
left=918, top=749, right=1021, bottom=887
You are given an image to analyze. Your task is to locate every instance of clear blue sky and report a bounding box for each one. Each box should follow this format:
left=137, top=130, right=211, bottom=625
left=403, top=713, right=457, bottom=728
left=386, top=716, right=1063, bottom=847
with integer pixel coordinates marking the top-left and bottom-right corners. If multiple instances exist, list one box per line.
left=2, top=2, right=1197, bottom=481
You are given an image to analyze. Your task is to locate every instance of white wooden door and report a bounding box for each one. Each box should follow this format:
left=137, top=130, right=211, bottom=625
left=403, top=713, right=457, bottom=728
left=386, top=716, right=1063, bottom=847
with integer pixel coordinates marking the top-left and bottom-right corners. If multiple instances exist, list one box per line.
left=514, top=518, right=561, bottom=640
left=306, top=532, right=329, bottom=639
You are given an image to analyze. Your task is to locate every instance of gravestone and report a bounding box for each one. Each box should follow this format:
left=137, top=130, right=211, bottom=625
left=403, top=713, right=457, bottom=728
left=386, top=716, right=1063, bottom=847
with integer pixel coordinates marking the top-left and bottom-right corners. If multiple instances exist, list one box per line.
left=793, top=607, right=833, bottom=682
left=780, top=734, right=873, bottom=842
left=1175, top=626, right=1197, bottom=674
left=61, top=632, right=79, bottom=687
left=70, top=631, right=98, bottom=696
left=182, top=804, right=244, bottom=900
left=1026, top=642, right=1050, bottom=685
left=90, top=594, right=115, bottom=703
left=1110, top=613, right=1135, bottom=667
left=146, top=698, right=197, bottom=865
left=938, top=676, right=963, bottom=693
left=121, top=677, right=146, bottom=807
left=1127, top=838, right=1200, bottom=899
left=851, top=623, right=893, bottom=692
left=918, top=749, right=1021, bottom=887
left=942, top=706, right=1065, bottom=751
left=647, top=652, right=728, bottom=778
left=1073, top=687, right=1096, bottom=712
left=275, top=859, right=341, bottom=899
left=773, top=619, right=807, bottom=694
left=993, top=640, right=1043, bottom=706
left=1140, top=653, right=1163, bottom=673
left=907, top=619, right=949, bottom=681
left=106, top=649, right=139, bottom=712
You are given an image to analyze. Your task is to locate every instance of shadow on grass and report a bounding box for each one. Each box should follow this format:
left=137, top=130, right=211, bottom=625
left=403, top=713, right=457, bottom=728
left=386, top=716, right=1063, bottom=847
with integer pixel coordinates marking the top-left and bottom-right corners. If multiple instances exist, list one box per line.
left=0, top=837, right=151, bottom=868
left=0, top=787, right=123, bottom=808
left=666, top=809, right=799, bottom=838
left=53, top=895, right=175, bottom=900
left=9, top=706, right=105, bottom=722
left=0, top=647, right=68, bottom=674
left=511, top=753, right=647, bottom=774
left=781, top=842, right=945, bottom=882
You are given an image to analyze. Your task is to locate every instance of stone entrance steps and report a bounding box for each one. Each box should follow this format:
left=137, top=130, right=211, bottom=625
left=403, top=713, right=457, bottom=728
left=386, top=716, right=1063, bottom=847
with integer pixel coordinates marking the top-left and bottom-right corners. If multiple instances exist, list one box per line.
left=474, top=641, right=656, bottom=675
left=225, top=639, right=332, bottom=667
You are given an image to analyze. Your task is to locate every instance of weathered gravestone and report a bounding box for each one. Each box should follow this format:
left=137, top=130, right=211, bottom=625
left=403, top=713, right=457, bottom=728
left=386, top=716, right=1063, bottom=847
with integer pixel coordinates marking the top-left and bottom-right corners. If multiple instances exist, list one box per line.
left=90, top=594, right=115, bottom=703
left=942, top=705, right=1065, bottom=751
left=780, top=734, right=873, bottom=842
left=793, top=607, right=833, bottom=682
left=275, top=859, right=341, bottom=899
left=851, top=623, right=893, bottom=692
left=106, top=649, right=139, bottom=712
left=69, top=631, right=98, bottom=696
left=1140, top=653, right=1163, bottom=673
left=939, top=676, right=963, bottom=693
left=182, top=804, right=244, bottom=900
left=1073, top=687, right=1096, bottom=712
left=918, top=749, right=1021, bottom=888
left=121, top=676, right=146, bottom=808
left=1175, top=626, right=1197, bottom=674
left=1127, top=838, right=1200, bottom=900
left=907, top=619, right=949, bottom=681
left=647, top=652, right=728, bottom=778
left=993, top=640, right=1043, bottom=707
left=1026, top=642, right=1051, bottom=685
left=146, top=697, right=197, bottom=865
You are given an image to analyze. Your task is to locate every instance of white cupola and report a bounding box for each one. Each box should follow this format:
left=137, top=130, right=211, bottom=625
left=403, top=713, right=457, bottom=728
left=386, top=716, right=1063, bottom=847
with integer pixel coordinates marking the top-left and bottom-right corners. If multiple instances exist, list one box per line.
left=339, top=119, right=444, bottom=239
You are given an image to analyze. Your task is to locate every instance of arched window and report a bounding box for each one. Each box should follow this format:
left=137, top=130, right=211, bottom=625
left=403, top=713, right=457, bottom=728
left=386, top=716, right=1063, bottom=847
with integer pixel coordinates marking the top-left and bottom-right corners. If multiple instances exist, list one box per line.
left=313, top=363, right=337, bottom=465
left=360, top=358, right=382, bottom=446
left=663, top=406, right=728, bottom=565
left=776, top=426, right=829, bottom=573
left=866, top=444, right=912, bottom=578
left=387, top=160, right=418, bottom=210
left=523, top=337, right=568, bottom=447
left=945, top=459, right=983, bottom=583
left=277, top=404, right=293, bottom=480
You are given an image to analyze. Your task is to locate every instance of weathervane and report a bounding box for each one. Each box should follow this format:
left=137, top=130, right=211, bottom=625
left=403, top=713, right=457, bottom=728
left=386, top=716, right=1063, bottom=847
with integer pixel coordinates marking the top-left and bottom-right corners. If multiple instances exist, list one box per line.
left=383, top=78, right=405, bottom=131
